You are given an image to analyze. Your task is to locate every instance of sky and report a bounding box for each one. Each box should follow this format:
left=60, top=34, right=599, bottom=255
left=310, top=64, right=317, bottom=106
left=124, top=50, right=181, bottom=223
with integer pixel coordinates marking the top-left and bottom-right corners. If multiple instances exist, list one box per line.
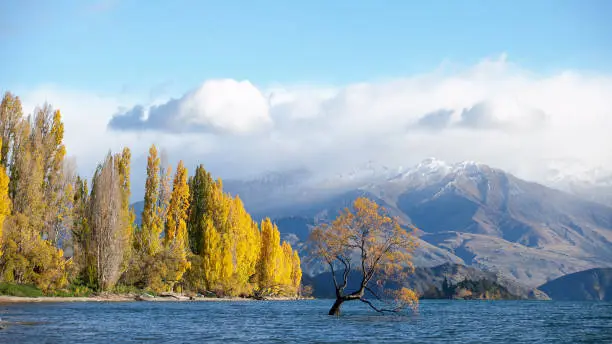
left=2, top=0, right=612, bottom=200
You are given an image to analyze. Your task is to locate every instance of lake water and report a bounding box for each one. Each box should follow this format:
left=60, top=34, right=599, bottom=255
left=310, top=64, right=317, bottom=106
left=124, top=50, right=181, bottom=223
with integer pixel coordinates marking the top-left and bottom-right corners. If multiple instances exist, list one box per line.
left=1, top=300, right=611, bottom=343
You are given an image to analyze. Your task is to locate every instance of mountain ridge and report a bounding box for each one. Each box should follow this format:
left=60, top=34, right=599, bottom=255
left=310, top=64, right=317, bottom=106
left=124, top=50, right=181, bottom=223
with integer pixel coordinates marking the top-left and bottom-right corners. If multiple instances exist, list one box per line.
left=539, top=268, right=612, bottom=301
left=228, top=158, right=612, bottom=288
left=131, top=158, right=612, bottom=289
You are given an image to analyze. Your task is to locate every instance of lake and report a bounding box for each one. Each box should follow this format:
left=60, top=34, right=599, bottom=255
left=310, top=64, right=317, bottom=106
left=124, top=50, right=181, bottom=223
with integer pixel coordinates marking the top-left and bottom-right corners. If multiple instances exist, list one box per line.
left=1, top=300, right=611, bottom=343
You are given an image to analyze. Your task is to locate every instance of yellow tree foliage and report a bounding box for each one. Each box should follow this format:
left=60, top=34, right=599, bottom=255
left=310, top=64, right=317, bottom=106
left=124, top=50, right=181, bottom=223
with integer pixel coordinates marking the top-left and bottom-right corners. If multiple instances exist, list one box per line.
left=210, top=179, right=231, bottom=234
left=158, top=162, right=172, bottom=225
left=254, top=219, right=301, bottom=296
left=257, top=218, right=275, bottom=288
left=279, top=241, right=293, bottom=286
left=0, top=148, right=10, bottom=258
left=141, top=144, right=162, bottom=255
left=202, top=218, right=221, bottom=290
left=220, top=233, right=234, bottom=285
left=310, top=197, right=419, bottom=315
left=291, top=250, right=302, bottom=292
left=0, top=92, right=305, bottom=297
left=165, top=161, right=189, bottom=247
left=115, top=147, right=134, bottom=271
left=10, top=119, right=45, bottom=230
left=163, top=160, right=191, bottom=290
left=257, top=218, right=287, bottom=290
left=231, top=196, right=260, bottom=289
left=188, top=173, right=262, bottom=295
left=43, top=109, right=68, bottom=245
left=0, top=101, right=71, bottom=292
left=1, top=214, right=70, bottom=292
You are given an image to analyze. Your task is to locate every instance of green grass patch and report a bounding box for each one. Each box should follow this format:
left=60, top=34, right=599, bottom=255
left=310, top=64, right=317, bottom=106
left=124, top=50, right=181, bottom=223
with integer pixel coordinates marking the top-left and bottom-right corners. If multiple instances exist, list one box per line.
left=48, top=284, right=94, bottom=297
left=0, top=282, right=44, bottom=297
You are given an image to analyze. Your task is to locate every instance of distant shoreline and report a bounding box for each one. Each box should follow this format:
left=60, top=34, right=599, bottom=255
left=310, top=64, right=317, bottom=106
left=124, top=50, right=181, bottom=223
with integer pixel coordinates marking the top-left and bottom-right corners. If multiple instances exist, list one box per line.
left=0, top=295, right=311, bottom=303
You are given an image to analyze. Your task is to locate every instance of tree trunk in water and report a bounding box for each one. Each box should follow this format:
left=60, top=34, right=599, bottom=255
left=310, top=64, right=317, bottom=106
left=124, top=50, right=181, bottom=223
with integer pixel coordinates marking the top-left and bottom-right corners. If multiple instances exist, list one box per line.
left=328, top=298, right=344, bottom=315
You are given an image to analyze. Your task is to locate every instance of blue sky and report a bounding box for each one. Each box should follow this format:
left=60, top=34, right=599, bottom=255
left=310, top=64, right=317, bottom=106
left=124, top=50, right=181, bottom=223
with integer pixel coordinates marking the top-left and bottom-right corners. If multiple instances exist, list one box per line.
left=1, top=1, right=612, bottom=200
left=2, top=0, right=611, bottom=94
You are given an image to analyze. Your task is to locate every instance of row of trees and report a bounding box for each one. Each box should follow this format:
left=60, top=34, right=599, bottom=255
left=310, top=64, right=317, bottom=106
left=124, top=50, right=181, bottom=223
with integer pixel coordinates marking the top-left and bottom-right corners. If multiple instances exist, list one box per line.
left=0, top=91, right=302, bottom=296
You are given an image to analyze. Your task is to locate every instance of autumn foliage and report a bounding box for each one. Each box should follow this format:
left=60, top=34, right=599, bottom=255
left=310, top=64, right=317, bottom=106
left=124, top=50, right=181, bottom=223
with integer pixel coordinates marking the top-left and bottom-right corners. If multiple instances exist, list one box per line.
left=0, top=91, right=302, bottom=297
left=310, top=197, right=419, bottom=315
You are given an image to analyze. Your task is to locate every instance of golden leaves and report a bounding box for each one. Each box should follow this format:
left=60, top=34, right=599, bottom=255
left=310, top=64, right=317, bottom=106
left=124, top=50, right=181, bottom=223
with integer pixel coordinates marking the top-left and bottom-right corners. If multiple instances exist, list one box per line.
left=309, top=197, right=419, bottom=312
left=0, top=165, right=10, bottom=258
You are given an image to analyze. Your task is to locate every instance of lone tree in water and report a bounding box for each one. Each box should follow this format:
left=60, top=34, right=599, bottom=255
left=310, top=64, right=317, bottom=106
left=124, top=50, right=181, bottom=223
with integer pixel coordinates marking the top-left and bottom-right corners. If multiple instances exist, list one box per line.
left=309, top=197, right=419, bottom=315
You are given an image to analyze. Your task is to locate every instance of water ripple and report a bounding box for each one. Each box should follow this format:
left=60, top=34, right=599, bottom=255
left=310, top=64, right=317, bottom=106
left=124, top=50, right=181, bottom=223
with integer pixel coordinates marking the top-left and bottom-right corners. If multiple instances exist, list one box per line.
left=0, top=300, right=611, bottom=343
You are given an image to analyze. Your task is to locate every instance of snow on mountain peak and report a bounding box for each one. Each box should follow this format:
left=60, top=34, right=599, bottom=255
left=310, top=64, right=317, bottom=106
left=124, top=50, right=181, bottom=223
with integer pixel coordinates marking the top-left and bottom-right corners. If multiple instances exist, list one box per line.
left=382, top=158, right=496, bottom=189
left=416, top=157, right=449, bottom=171
left=453, top=160, right=488, bottom=176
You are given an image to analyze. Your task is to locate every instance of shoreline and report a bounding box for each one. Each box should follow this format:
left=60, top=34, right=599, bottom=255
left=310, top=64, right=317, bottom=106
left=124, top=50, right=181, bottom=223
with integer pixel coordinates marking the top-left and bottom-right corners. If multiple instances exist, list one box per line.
left=0, top=295, right=311, bottom=304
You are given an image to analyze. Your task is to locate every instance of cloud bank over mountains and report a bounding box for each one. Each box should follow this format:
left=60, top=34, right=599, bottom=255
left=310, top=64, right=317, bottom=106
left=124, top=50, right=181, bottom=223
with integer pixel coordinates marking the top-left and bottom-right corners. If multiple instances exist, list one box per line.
left=19, top=55, right=612, bottom=199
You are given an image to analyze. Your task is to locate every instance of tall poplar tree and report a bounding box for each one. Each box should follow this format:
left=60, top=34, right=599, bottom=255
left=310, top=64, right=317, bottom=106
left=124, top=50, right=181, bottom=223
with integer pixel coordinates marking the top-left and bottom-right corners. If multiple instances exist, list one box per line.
left=187, top=165, right=214, bottom=255
left=202, top=218, right=221, bottom=290
left=0, top=92, right=22, bottom=167
left=115, top=148, right=134, bottom=271
left=257, top=218, right=279, bottom=288
left=0, top=140, right=11, bottom=258
left=87, top=153, right=127, bottom=290
left=141, top=145, right=162, bottom=255
left=163, top=160, right=191, bottom=290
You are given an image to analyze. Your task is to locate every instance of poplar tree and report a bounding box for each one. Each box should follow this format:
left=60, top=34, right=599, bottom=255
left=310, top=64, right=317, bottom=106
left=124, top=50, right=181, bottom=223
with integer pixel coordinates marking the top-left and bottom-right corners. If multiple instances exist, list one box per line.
left=0, top=140, right=11, bottom=257
left=163, top=160, right=191, bottom=290
left=291, top=250, right=302, bottom=292
left=231, top=196, right=260, bottom=289
left=87, top=153, right=127, bottom=290
left=201, top=219, right=221, bottom=290
left=158, top=152, right=172, bottom=223
left=141, top=145, right=162, bottom=255
left=71, top=176, right=90, bottom=275
left=280, top=241, right=294, bottom=287
left=115, top=148, right=134, bottom=270
left=0, top=92, right=22, bottom=167
left=257, top=218, right=279, bottom=288
left=187, top=165, right=214, bottom=255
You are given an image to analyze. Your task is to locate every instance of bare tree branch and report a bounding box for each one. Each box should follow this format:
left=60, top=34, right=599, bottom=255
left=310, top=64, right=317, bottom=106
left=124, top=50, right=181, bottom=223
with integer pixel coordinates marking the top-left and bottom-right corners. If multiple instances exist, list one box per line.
left=359, top=298, right=400, bottom=314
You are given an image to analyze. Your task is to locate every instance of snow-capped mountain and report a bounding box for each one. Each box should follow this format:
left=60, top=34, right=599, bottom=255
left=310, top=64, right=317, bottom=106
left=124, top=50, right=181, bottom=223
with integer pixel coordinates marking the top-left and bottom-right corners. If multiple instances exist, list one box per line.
left=543, top=162, right=612, bottom=207
left=132, top=157, right=612, bottom=288
left=222, top=161, right=407, bottom=216
left=361, top=158, right=499, bottom=205
left=229, top=158, right=612, bottom=289
left=317, top=160, right=407, bottom=189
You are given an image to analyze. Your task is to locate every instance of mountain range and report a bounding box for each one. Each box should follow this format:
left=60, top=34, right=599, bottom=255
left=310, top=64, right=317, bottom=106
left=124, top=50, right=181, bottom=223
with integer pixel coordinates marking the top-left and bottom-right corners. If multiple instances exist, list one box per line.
left=223, top=158, right=612, bottom=290
left=131, top=158, right=612, bottom=294
left=545, top=162, right=612, bottom=207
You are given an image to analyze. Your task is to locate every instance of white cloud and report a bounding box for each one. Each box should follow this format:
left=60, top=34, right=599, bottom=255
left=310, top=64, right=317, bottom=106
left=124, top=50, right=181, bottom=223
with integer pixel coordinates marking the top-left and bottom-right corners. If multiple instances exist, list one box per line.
left=179, top=79, right=272, bottom=134
left=16, top=55, right=612, bottom=199
left=108, top=79, right=271, bottom=134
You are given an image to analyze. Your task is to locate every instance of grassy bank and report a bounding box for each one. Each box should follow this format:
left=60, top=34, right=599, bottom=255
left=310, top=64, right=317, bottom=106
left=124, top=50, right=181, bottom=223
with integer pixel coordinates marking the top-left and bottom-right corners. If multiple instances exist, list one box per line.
left=0, top=295, right=310, bottom=303
left=0, top=283, right=44, bottom=297
left=0, top=282, right=311, bottom=303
